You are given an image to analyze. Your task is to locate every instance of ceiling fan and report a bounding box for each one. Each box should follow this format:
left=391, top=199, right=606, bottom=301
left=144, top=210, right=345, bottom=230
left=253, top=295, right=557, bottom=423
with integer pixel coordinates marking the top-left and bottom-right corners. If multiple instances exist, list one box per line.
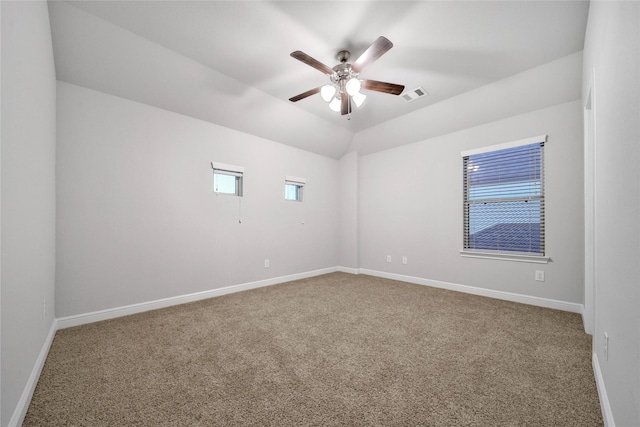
left=289, top=36, right=405, bottom=118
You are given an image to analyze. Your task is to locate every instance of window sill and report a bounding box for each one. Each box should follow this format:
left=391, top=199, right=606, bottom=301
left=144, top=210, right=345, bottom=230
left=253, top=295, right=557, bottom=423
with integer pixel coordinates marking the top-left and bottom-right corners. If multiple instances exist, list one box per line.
left=459, top=250, right=549, bottom=264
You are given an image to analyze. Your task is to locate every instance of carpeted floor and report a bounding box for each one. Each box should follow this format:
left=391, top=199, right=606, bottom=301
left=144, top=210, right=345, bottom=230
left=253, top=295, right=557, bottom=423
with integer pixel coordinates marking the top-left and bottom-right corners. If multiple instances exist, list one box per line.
left=24, top=273, right=603, bottom=426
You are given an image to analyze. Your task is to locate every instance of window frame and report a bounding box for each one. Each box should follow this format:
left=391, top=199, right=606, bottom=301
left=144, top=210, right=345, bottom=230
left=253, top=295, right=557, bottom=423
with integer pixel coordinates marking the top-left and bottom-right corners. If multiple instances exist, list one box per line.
left=460, top=135, right=549, bottom=264
left=284, top=175, right=306, bottom=202
left=211, top=162, right=244, bottom=197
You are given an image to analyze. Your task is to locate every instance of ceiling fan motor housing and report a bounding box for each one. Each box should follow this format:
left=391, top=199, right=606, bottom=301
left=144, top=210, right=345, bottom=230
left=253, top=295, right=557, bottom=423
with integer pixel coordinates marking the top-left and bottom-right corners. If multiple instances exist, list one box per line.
left=332, top=61, right=358, bottom=93
left=336, top=50, right=351, bottom=63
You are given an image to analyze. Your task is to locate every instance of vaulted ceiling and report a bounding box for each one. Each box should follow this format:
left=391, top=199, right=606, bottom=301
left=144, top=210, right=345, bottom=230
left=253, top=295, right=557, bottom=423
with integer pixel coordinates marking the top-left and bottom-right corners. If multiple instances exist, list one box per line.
left=48, top=1, right=589, bottom=158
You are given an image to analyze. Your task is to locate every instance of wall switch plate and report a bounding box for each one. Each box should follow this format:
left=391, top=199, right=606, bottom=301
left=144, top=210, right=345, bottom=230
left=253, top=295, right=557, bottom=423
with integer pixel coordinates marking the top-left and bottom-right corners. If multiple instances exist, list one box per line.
left=386, top=255, right=392, bottom=263
left=402, top=256, right=407, bottom=265
left=264, top=259, right=270, bottom=268
left=604, top=332, right=609, bottom=360
left=535, top=270, right=545, bottom=281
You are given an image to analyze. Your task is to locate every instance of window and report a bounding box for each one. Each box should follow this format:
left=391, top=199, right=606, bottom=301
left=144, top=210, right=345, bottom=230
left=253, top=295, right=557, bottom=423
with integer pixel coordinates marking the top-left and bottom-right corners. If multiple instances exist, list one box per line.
left=211, top=162, right=244, bottom=196
left=461, top=135, right=547, bottom=261
left=284, top=176, right=305, bottom=201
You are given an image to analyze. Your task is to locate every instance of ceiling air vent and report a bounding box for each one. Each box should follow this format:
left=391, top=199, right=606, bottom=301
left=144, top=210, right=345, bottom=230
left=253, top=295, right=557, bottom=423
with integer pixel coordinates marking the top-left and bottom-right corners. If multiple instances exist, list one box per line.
left=402, top=87, right=428, bottom=103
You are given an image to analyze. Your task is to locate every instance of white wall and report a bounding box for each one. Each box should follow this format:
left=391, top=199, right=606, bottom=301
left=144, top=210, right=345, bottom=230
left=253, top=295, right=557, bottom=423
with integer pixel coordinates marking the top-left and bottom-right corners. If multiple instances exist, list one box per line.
left=350, top=52, right=583, bottom=156
left=1, top=2, right=57, bottom=426
left=56, top=82, right=339, bottom=318
left=338, top=151, right=358, bottom=270
left=582, top=1, right=640, bottom=425
left=358, top=100, right=585, bottom=306
left=48, top=1, right=353, bottom=160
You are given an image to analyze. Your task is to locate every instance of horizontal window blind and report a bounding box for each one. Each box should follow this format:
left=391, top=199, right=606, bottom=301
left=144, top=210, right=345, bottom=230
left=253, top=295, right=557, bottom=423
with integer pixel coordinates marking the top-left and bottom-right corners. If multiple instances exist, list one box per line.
left=213, top=169, right=243, bottom=178
left=285, top=175, right=306, bottom=186
left=211, top=162, right=244, bottom=177
left=463, top=140, right=545, bottom=255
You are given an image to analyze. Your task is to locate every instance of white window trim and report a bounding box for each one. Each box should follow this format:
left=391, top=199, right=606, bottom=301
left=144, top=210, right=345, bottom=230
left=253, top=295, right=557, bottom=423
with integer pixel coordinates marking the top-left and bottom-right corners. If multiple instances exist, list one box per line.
left=285, top=175, right=306, bottom=202
left=460, top=249, right=550, bottom=264
left=460, top=135, right=547, bottom=262
left=211, top=162, right=245, bottom=174
left=285, top=175, right=306, bottom=185
left=211, top=162, right=244, bottom=196
left=461, top=135, right=547, bottom=157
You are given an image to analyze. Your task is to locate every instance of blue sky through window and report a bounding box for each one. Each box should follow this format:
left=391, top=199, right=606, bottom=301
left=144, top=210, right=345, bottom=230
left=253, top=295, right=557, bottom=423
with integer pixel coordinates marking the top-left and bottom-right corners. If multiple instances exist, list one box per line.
left=285, top=183, right=301, bottom=201
left=214, top=173, right=237, bottom=194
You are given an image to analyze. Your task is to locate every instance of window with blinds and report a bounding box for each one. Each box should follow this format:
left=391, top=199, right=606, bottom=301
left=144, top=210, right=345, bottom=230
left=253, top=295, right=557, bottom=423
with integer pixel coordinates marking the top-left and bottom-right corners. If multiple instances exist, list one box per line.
left=462, top=136, right=545, bottom=256
left=211, top=162, right=244, bottom=196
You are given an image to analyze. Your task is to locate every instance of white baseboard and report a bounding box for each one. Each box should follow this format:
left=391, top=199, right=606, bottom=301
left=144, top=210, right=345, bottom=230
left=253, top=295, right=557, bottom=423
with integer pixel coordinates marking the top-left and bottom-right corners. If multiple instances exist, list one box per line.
left=58, top=267, right=584, bottom=329
left=57, top=267, right=338, bottom=329
left=358, top=269, right=584, bottom=314
left=9, top=319, right=58, bottom=427
left=336, top=266, right=359, bottom=274
left=592, top=352, right=616, bottom=427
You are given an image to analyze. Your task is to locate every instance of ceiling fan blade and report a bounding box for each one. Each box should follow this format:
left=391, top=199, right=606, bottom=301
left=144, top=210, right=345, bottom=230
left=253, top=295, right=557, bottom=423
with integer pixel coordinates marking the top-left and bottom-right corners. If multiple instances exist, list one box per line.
left=341, top=95, right=351, bottom=116
left=351, top=36, right=394, bottom=73
left=290, top=51, right=334, bottom=76
left=289, top=87, right=321, bottom=102
left=362, top=79, right=405, bottom=95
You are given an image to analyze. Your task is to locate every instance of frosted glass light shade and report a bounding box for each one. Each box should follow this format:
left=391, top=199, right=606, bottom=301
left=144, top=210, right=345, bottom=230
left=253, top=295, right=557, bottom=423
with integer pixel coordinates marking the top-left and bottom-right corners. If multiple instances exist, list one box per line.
left=352, top=92, right=366, bottom=107
left=346, top=78, right=361, bottom=96
left=320, top=85, right=337, bottom=102
left=328, top=97, right=341, bottom=112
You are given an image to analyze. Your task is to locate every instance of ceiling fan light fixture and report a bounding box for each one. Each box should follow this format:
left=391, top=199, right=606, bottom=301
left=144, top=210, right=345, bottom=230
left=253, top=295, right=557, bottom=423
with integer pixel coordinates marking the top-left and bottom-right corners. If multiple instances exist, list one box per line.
left=320, top=84, right=337, bottom=102
left=289, top=36, right=404, bottom=119
left=345, top=78, right=361, bottom=96
left=328, top=97, right=341, bottom=112
left=352, top=92, right=366, bottom=108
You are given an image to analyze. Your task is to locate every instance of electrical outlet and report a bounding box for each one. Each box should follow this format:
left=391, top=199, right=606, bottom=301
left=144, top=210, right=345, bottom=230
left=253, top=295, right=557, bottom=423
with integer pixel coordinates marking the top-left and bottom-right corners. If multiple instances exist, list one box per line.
left=604, top=332, right=609, bottom=361
left=535, top=270, right=545, bottom=282
left=402, top=256, right=408, bottom=265
left=386, top=255, right=392, bottom=263
left=264, top=259, right=270, bottom=268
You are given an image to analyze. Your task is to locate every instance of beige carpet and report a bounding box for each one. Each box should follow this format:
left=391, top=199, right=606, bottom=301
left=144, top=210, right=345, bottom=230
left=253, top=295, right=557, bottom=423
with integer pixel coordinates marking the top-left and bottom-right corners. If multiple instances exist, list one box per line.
left=24, top=273, right=603, bottom=426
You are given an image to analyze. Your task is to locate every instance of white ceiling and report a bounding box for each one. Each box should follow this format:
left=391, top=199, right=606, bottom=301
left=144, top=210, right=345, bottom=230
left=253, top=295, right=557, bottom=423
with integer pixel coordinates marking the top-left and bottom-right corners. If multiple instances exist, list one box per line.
left=48, top=1, right=589, bottom=158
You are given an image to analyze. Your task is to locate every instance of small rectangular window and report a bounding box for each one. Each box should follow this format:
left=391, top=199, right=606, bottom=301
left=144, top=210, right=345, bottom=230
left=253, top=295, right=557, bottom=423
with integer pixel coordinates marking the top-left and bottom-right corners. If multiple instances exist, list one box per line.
left=285, top=176, right=305, bottom=201
left=212, top=162, right=244, bottom=196
left=462, top=136, right=546, bottom=257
